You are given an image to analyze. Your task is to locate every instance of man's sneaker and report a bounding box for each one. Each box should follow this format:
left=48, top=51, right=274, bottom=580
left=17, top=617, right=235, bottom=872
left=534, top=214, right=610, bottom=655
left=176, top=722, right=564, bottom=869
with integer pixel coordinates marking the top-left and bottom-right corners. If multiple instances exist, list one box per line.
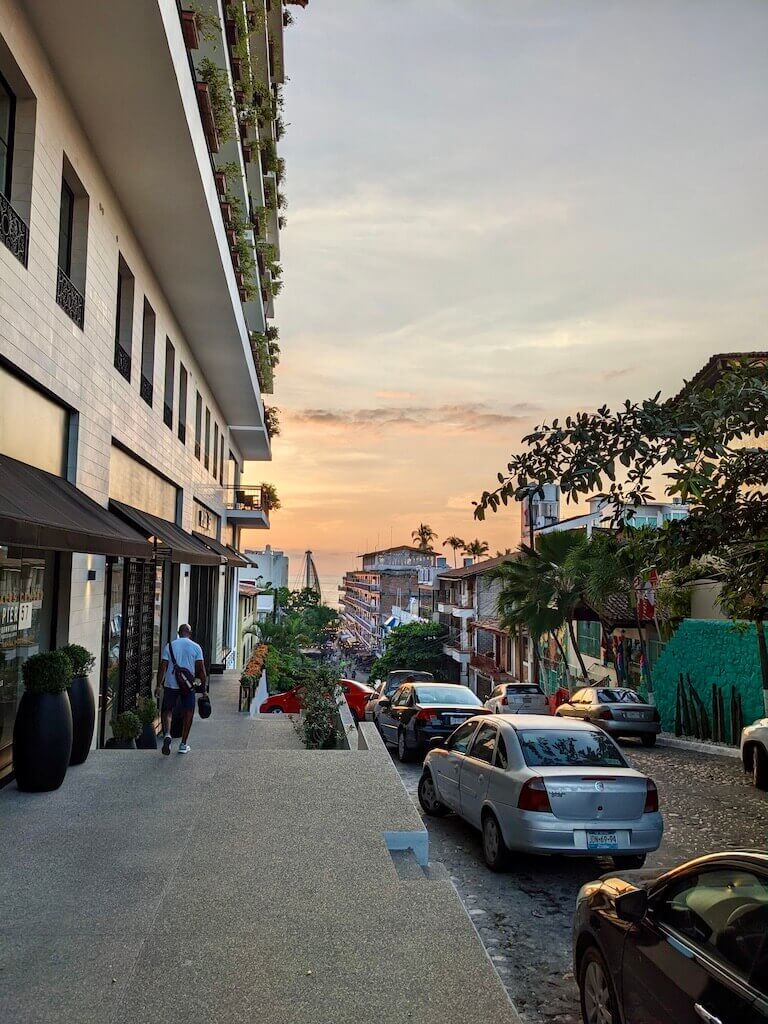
left=178, top=743, right=191, bottom=754
left=161, top=735, right=171, bottom=756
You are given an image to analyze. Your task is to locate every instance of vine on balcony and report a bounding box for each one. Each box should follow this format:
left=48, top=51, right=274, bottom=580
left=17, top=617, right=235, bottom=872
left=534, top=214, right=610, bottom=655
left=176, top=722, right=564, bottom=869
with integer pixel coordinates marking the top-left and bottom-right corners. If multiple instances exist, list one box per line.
left=198, top=58, right=236, bottom=143
left=264, top=405, right=281, bottom=438
left=250, top=326, right=280, bottom=394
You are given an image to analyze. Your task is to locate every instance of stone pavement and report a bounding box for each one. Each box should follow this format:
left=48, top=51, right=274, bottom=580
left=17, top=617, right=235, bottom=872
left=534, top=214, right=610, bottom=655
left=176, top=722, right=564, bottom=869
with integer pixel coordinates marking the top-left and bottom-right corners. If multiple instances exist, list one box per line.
left=0, top=673, right=519, bottom=1024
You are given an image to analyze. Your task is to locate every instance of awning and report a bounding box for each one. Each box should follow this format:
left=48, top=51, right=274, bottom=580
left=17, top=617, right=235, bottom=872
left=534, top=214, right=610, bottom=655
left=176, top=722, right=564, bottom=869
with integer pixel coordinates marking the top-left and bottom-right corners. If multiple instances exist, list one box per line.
left=383, top=616, right=398, bottom=628
left=192, top=532, right=249, bottom=568
left=109, top=500, right=221, bottom=565
left=0, top=454, right=153, bottom=557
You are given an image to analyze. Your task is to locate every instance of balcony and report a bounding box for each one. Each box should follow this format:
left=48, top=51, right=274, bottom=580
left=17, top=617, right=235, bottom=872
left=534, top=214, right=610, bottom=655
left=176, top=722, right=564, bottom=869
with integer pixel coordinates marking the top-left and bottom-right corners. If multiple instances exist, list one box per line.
left=223, top=485, right=269, bottom=529
left=0, top=192, right=29, bottom=266
left=443, top=633, right=471, bottom=665
left=55, top=267, right=85, bottom=328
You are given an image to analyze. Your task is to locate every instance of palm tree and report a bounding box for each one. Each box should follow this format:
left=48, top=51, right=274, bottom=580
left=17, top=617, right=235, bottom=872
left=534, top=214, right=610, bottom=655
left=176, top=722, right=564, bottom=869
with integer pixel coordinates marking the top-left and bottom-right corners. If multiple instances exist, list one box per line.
left=411, top=523, right=437, bottom=551
left=463, top=539, right=490, bottom=562
left=495, top=548, right=513, bottom=557
left=442, top=535, right=465, bottom=567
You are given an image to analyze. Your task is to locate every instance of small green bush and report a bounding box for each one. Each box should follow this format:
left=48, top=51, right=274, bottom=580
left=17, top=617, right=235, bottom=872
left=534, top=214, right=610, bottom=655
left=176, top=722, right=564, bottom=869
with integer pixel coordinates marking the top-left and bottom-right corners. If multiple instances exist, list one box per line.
left=22, top=650, right=73, bottom=695
left=59, top=643, right=95, bottom=677
left=137, top=696, right=158, bottom=728
left=112, top=712, right=141, bottom=742
left=297, top=664, right=340, bottom=750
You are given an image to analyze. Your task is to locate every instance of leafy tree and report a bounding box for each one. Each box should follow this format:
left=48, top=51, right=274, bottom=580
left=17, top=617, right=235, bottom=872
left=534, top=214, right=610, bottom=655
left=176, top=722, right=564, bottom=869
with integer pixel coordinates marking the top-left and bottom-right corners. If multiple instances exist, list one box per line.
left=369, top=621, right=448, bottom=682
left=442, top=535, right=465, bottom=567
left=411, top=523, right=437, bottom=551
left=463, top=539, right=490, bottom=561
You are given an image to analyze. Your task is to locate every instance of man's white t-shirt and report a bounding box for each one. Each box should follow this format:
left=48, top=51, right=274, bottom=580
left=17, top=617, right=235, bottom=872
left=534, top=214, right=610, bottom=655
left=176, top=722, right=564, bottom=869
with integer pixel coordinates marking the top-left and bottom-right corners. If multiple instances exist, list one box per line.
left=162, top=637, right=204, bottom=689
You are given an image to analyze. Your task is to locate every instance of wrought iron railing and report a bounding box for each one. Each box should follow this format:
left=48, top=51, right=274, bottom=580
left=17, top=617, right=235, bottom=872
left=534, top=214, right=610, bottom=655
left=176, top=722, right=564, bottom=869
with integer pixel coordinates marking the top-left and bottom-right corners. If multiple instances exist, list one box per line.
left=163, top=403, right=173, bottom=428
left=140, top=374, right=153, bottom=406
left=0, top=192, right=29, bottom=266
left=178, top=422, right=186, bottom=444
left=223, top=485, right=267, bottom=513
left=114, top=344, right=131, bottom=382
left=55, top=267, right=85, bottom=327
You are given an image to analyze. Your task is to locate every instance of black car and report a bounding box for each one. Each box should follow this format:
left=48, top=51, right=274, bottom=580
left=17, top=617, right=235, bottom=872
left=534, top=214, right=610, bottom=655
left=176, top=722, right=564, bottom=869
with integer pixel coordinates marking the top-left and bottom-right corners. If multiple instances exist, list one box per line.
left=377, top=682, right=487, bottom=762
left=573, top=851, right=768, bottom=1023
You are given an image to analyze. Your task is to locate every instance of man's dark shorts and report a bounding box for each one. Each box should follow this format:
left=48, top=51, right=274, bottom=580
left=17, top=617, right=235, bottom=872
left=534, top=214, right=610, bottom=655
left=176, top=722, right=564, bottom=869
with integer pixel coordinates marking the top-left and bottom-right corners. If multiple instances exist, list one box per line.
left=161, top=687, right=196, bottom=715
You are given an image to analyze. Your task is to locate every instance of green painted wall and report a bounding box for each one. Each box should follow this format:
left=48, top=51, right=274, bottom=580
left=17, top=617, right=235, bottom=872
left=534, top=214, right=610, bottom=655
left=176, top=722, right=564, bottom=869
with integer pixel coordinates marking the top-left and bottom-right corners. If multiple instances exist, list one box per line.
left=652, top=619, right=765, bottom=743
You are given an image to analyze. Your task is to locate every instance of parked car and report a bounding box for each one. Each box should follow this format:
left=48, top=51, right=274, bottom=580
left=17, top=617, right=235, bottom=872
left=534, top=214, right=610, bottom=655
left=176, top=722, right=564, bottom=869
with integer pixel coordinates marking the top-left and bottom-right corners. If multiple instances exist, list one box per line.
left=378, top=682, right=487, bottom=762
left=741, top=717, right=768, bottom=790
left=485, top=682, right=550, bottom=716
left=556, top=686, right=660, bottom=746
left=365, top=669, right=435, bottom=725
left=418, top=714, right=663, bottom=871
left=259, top=679, right=374, bottom=722
left=573, top=850, right=768, bottom=1024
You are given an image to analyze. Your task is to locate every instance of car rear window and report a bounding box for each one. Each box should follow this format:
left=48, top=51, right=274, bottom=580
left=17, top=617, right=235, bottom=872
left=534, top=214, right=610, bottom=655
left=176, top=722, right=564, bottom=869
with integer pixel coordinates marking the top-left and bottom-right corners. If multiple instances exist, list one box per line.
left=415, top=686, right=482, bottom=706
left=507, top=685, right=544, bottom=696
left=517, top=729, right=628, bottom=768
left=598, top=688, right=642, bottom=704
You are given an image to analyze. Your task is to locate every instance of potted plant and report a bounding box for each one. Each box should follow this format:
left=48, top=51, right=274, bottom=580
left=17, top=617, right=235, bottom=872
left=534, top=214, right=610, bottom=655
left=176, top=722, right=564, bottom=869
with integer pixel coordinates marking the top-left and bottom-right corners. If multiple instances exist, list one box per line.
left=13, top=650, right=73, bottom=791
left=136, top=696, right=159, bottom=749
left=214, top=170, right=227, bottom=195
left=180, top=9, right=201, bottom=49
left=60, top=643, right=96, bottom=765
left=108, top=711, right=141, bottom=750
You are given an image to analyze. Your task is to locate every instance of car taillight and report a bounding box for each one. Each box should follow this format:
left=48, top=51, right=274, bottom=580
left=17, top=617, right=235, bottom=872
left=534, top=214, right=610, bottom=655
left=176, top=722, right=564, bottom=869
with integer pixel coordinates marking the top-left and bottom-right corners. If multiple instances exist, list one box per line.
left=415, top=709, right=439, bottom=722
left=517, top=778, right=552, bottom=813
left=598, top=708, right=614, bottom=720
left=644, top=779, right=658, bottom=813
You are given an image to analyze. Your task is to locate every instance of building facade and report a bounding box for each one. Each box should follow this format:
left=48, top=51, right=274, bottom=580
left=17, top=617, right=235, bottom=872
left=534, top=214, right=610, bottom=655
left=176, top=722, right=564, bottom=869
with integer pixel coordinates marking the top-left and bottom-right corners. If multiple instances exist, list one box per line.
left=0, top=0, right=304, bottom=777
left=241, top=544, right=289, bottom=589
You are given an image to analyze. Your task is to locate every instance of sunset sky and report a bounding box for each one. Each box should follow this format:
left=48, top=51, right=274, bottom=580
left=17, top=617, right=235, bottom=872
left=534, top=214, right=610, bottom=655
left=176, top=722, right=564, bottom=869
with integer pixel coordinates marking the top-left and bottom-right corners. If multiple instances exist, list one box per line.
left=242, top=0, right=768, bottom=596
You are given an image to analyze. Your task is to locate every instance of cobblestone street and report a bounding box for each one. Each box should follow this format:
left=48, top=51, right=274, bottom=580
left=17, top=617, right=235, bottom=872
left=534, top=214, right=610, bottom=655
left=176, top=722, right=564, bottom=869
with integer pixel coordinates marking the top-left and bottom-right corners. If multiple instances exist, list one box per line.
left=395, top=741, right=768, bottom=1024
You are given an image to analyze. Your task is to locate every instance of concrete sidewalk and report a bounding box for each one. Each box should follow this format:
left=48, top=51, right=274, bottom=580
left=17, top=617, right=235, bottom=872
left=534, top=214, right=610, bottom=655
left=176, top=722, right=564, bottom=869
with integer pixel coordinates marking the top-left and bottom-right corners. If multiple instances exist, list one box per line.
left=1, top=672, right=519, bottom=1023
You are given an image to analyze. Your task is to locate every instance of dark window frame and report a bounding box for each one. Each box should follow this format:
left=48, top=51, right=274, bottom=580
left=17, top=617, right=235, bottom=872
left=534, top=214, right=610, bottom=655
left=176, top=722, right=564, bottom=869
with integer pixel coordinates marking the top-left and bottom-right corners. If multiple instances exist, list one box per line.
left=178, top=363, right=188, bottom=444
left=163, top=337, right=175, bottom=429
left=194, top=391, right=202, bottom=460
left=204, top=406, right=211, bottom=469
left=213, top=422, right=219, bottom=478
left=0, top=69, right=15, bottom=199
left=57, top=178, right=74, bottom=276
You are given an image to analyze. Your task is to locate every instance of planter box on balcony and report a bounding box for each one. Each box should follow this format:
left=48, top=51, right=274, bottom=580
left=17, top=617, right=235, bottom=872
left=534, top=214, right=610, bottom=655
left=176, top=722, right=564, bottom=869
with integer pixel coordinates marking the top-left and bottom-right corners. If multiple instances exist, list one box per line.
left=239, top=286, right=248, bottom=302
left=242, top=143, right=253, bottom=163
left=234, top=84, right=244, bottom=104
left=235, top=269, right=245, bottom=287
left=256, top=251, right=265, bottom=276
left=231, top=250, right=241, bottom=269
left=225, top=17, right=238, bottom=45
left=214, top=170, right=227, bottom=195
left=220, top=201, right=233, bottom=225
left=239, top=120, right=248, bottom=141
left=226, top=227, right=237, bottom=247
left=195, top=82, right=220, bottom=154
left=231, top=57, right=243, bottom=82
left=180, top=10, right=200, bottom=49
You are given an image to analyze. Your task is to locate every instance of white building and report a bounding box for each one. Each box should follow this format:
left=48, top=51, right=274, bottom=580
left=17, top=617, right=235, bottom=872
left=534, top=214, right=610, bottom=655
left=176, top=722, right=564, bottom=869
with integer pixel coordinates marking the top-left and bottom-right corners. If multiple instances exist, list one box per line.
left=536, top=495, right=689, bottom=538
left=241, top=544, right=289, bottom=590
left=0, top=0, right=305, bottom=776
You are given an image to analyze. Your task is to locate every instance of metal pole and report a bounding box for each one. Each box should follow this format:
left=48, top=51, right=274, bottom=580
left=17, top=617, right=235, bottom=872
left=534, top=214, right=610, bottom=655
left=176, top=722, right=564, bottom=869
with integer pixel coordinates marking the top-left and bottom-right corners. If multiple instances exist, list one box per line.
left=528, top=489, right=541, bottom=686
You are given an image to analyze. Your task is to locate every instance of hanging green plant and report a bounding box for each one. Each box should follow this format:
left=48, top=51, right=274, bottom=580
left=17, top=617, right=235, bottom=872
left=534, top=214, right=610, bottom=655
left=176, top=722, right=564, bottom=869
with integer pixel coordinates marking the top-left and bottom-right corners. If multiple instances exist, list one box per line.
left=263, top=178, right=277, bottom=210
left=275, top=157, right=286, bottom=185
left=259, top=139, right=278, bottom=173
left=264, top=405, right=281, bottom=438
left=188, top=2, right=221, bottom=42
left=250, top=331, right=274, bottom=393
left=197, top=57, right=236, bottom=143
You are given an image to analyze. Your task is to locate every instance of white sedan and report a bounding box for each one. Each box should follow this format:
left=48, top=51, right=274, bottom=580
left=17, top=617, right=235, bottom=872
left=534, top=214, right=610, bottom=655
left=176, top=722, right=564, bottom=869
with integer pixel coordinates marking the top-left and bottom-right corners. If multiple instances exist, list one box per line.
left=741, top=717, right=768, bottom=789
left=418, top=714, right=663, bottom=871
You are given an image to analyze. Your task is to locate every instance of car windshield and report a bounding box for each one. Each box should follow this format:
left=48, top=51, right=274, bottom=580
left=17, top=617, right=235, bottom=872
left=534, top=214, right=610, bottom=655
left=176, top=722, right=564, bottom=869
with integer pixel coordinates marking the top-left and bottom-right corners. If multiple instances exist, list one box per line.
left=507, top=685, right=544, bottom=695
left=518, top=729, right=628, bottom=768
left=385, top=672, right=433, bottom=695
left=415, top=686, right=482, bottom=706
left=597, top=688, right=642, bottom=704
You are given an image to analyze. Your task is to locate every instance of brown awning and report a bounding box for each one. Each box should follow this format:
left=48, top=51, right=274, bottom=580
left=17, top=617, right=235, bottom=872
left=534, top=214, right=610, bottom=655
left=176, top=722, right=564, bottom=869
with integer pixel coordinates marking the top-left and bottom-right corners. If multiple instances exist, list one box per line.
left=192, top=531, right=248, bottom=568
left=109, top=500, right=221, bottom=566
left=0, top=454, right=153, bottom=557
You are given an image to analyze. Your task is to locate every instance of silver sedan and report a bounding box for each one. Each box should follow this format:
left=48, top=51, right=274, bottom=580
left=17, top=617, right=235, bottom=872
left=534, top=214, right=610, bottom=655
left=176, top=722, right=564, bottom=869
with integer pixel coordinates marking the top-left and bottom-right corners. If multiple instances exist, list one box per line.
left=418, top=714, right=663, bottom=871
left=555, top=686, right=661, bottom=746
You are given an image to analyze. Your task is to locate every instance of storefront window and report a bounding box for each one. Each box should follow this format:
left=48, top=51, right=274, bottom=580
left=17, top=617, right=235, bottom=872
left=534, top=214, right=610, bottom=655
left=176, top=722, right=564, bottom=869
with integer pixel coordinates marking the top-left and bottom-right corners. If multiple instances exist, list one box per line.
left=100, top=557, right=124, bottom=745
left=0, top=546, right=53, bottom=777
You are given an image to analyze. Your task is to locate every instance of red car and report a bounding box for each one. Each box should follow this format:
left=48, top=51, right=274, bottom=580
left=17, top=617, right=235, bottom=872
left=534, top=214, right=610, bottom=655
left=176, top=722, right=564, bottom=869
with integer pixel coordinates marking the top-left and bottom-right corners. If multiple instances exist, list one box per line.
left=260, top=679, right=375, bottom=723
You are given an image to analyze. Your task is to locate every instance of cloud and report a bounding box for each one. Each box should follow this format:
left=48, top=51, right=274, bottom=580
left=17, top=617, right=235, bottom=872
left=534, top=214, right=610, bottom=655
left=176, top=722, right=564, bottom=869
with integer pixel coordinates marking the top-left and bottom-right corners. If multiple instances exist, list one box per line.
left=375, top=389, right=418, bottom=400
left=285, top=401, right=538, bottom=433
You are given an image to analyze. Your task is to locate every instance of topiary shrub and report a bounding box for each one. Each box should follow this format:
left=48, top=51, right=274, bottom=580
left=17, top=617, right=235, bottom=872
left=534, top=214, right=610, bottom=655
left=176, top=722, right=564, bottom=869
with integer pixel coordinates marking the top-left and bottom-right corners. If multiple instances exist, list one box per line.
left=137, top=696, right=159, bottom=728
left=59, top=644, right=95, bottom=677
left=297, top=664, right=340, bottom=750
left=112, top=712, right=141, bottom=743
left=22, top=651, right=73, bottom=695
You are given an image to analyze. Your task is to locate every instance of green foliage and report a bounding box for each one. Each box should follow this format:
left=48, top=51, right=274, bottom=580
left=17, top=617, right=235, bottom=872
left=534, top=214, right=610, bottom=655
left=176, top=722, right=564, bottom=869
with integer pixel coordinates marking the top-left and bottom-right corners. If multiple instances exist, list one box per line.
left=22, top=650, right=73, bottom=695
left=463, top=538, right=490, bottom=560
left=188, top=2, right=221, bottom=41
left=259, top=139, right=278, bottom=172
left=112, top=711, right=141, bottom=742
left=442, top=535, right=465, bottom=566
left=370, top=621, right=448, bottom=682
left=260, top=481, right=281, bottom=511
left=250, top=331, right=274, bottom=392
left=197, top=58, right=236, bottom=143
left=137, top=696, right=158, bottom=728
left=296, top=663, right=340, bottom=750
left=59, top=643, right=95, bottom=677
left=264, top=405, right=280, bottom=437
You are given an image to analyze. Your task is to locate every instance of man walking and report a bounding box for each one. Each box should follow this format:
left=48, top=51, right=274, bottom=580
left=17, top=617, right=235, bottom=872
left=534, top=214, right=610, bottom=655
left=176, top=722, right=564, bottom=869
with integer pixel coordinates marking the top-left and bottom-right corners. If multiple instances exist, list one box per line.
left=156, top=624, right=207, bottom=755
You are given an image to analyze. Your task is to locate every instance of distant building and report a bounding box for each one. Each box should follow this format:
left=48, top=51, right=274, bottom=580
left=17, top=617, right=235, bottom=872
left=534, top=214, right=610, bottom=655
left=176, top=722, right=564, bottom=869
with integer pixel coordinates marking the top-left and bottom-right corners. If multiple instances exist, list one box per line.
left=521, top=483, right=560, bottom=542
left=241, top=545, right=289, bottom=590
left=535, top=495, right=689, bottom=539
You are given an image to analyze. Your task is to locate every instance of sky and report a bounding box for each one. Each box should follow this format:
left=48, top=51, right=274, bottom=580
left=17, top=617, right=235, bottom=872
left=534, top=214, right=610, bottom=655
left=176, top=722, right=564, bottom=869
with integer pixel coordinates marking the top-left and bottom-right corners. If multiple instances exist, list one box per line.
left=241, top=0, right=768, bottom=599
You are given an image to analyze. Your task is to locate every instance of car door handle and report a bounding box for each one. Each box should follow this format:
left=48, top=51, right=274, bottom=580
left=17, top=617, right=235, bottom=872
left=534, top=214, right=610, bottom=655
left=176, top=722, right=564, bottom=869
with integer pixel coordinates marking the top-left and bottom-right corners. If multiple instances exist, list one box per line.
left=695, top=1005, right=722, bottom=1024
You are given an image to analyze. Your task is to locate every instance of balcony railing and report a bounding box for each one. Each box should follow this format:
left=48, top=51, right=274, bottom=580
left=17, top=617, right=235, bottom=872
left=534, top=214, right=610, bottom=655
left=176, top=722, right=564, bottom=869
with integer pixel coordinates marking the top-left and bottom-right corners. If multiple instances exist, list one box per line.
left=140, top=374, right=153, bottom=406
left=114, top=344, right=131, bottom=382
left=56, top=267, right=85, bottom=328
left=0, top=192, right=29, bottom=266
left=223, top=485, right=270, bottom=513
left=163, top=403, right=173, bottom=429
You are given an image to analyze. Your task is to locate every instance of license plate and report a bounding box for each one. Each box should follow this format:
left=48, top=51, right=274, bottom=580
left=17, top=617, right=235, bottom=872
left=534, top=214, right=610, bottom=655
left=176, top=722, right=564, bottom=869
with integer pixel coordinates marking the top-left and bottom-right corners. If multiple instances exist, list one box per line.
left=625, top=711, right=643, bottom=720
left=447, top=716, right=465, bottom=725
left=521, top=697, right=531, bottom=704
left=587, top=830, right=618, bottom=851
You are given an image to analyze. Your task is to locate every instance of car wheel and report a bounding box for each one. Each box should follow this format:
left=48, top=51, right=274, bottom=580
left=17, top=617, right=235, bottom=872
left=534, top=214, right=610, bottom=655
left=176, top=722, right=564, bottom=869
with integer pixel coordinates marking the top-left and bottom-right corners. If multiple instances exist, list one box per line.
left=579, top=946, right=620, bottom=1024
left=752, top=744, right=768, bottom=790
left=396, top=729, right=413, bottom=763
left=418, top=771, right=449, bottom=817
left=640, top=734, right=657, bottom=748
left=612, top=854, right=646, bottom=869
left=268, top=707, right=284, bottom=714
left=481, top=811, right=509, bottom=872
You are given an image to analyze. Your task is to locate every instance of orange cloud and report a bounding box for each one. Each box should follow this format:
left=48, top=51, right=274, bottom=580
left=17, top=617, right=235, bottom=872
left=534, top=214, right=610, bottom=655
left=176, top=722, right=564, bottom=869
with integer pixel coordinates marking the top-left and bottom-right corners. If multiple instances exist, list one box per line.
left=285, top=402, right=538, bottom=433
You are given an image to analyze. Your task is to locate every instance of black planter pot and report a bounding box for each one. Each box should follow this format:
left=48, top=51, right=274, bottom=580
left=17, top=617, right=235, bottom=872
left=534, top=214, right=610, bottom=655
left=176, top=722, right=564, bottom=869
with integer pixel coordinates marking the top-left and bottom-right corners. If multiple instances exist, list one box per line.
left=13, top=690, right=73, bottom=792
left=104, top=737, right=137, bottom=750
left=67, top=674, right=95, bottom=765
left=136, top=723, right=158, bottom=750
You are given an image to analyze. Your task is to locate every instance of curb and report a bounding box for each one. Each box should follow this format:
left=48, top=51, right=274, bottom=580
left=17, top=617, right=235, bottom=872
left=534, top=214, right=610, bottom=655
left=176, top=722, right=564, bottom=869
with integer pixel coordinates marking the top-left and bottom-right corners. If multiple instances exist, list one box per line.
left=656, top=735, right=741, bottom=760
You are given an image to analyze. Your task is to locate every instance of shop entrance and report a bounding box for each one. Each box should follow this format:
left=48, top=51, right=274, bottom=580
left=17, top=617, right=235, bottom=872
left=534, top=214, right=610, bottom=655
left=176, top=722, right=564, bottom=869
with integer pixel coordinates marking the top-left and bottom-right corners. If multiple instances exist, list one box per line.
left=189, top=564, right=217, bottom=668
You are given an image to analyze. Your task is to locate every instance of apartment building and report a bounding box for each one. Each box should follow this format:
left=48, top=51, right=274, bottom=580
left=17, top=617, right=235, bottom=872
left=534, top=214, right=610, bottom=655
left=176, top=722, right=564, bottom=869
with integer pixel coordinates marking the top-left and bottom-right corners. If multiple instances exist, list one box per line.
left=340, top=546, right=436, bottom=655
left=0, top=0, right=305, bottom=777
left=241, top=543, right=289, bottom=589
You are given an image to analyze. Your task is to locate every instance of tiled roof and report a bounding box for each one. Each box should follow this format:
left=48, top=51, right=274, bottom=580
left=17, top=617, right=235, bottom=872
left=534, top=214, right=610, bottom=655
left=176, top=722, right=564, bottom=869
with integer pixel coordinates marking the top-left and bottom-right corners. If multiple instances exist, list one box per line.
left=437, top=554, right=516, bottom=580
left=671, top=352, right=768, bottom=403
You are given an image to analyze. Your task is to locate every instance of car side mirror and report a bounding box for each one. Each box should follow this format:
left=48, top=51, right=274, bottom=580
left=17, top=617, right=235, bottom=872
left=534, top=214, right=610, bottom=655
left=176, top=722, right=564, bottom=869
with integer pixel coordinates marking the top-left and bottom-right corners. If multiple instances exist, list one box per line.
left=379, top=697, right=391, bottom=709
left=614, top=888, right=648, bottom=924
left=429, top=736, right=445, bottom=748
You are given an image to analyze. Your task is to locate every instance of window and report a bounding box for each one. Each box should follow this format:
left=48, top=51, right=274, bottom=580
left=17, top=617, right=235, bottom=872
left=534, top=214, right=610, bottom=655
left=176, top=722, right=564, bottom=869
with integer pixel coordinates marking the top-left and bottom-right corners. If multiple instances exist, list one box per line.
left=194, top=392, right=202, bottom=459
left=219, top=434, right=225, bottom=485
left=598, top=688, right=642, bottom=704
left=495, top=734, right=508, bottom=770
left=469, top=724, right=497, bottom=765
left=576, top=620, right=601, bottom=660
left=213, top=423, right=219, bottom=478
left=55, top=159, right=88, bottom=328
left=654, top=868, right=768, bottom=994
left=445, top=721, right=477, bottom=754
left=139, top=300, right=155, bottom=406
left=57, top=180, right=73, bottom=276
left=518, top=729, right=627, bottom=768
left=114, top=255, right=135, bottom=381
left=163, top=338, right=174, bottom=429
left=414, top=685, right=482, bottom=706
left=204, top=407, right=211, bottom=469
left=178, top=364, right=187, bottom=443
left=0, top=73, right=13, bottom=199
